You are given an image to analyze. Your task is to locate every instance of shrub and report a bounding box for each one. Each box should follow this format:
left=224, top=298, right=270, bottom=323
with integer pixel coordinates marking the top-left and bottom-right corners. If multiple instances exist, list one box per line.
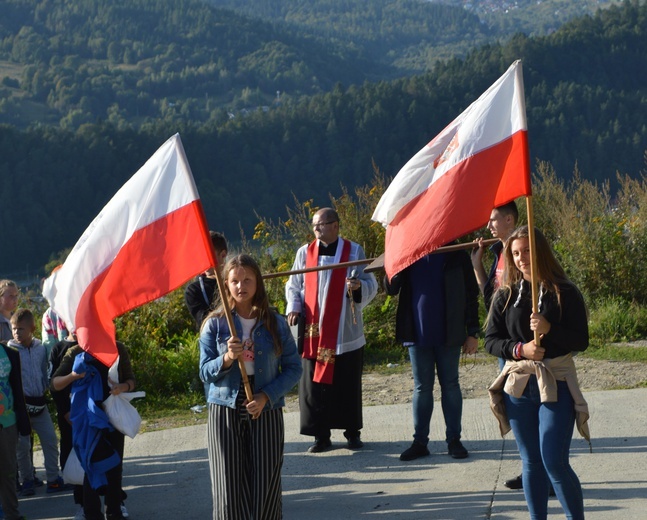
left=532, top=162, right=647, bottom=304
left=588, top=298, right=647, bottom=344
left=115, top=289, right=203, bottom=397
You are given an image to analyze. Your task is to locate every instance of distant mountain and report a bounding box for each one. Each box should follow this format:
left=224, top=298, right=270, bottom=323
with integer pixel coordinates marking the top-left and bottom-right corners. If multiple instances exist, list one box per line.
left=0, top=0, right=622, bottom=130
left=441, top=0, right=622, bottom=35
left=207, top=0, right=623, bottom=71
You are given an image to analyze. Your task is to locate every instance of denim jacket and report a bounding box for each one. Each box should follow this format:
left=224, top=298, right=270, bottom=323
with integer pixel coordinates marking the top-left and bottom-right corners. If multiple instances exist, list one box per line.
left=199, top=311, right=302, bottom=410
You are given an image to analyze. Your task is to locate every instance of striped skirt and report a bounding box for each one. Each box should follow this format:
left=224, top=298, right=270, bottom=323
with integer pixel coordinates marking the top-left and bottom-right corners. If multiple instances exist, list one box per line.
left=207, top=389, right=285, bottom=520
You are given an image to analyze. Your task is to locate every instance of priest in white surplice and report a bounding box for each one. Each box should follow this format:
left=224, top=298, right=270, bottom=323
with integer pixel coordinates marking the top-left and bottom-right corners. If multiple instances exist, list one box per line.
left=285, top=208, right=377, bottom=453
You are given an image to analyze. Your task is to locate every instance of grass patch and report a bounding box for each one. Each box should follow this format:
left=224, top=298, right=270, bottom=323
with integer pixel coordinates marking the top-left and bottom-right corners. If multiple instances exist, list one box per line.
left=581, top=341, right=647, bottom=363
left=137, top=391, right=207, bottom=432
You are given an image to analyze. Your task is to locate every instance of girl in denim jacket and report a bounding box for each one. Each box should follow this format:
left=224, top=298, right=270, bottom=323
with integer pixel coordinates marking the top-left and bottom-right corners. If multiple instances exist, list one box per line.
left=199, top=254, right=302, bottom=520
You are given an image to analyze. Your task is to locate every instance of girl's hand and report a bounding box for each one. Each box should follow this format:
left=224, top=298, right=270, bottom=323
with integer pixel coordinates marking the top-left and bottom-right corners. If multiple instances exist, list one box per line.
left=244, top=392, right=269, bottom=419
left=521, top=340, right=545, bottom=361
left=226, top=336, right=244, bottom=361
left=530, top=312, right=551, bottom=336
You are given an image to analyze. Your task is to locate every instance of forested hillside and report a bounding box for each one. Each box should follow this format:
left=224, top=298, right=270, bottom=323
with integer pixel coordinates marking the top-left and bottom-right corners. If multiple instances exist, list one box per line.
left=208, top=0, right=622, bottom=70
left=444, top=0, right=622, bottom=35
left=0, top=0, right=623, bottom=129
left=1, top=1, right=646, bottom=280
left=207, top=0, right=493, bottom=71
left=0, top=0, right=616, bottom=129
left=0, top=0, right=379, bottom=129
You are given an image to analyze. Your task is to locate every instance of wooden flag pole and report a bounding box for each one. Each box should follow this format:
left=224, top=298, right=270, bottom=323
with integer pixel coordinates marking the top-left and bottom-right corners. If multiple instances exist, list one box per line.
left=212, top=261, right=255, bottom=403
left=261, top=238, right=499, bottom=279
left=262, top=257, right=374, bottom=280
left=525, top=196, right=542, bottom=346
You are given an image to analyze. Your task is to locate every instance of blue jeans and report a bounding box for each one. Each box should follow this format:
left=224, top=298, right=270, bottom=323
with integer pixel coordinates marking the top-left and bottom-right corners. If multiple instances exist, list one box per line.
left=505, top=376, right=584, bottom=520
left=408, top=344, right=462, bottom=445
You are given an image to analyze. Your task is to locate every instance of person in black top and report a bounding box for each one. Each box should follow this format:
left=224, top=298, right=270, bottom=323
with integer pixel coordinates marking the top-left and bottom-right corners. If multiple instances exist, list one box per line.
left=471, top=201, right=519, bottom=311
left=184, top=231, right=228, bottom=328
left=385, top=246, right=480, bottom=462
left=485, top=226, right=588, bottom=520
left=471, top=201, right=525, bottom=490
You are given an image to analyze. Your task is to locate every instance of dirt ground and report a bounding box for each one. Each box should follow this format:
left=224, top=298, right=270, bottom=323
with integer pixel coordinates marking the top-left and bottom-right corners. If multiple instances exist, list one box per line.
left=283, top=352, right=647, bottom=413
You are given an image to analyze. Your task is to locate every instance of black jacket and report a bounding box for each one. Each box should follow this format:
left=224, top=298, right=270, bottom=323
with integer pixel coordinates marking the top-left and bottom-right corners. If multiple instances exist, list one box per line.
left=1, top=343, right=32, bottom=436
left=485, top=281, right=589, bottom=360
left=384, top=250, right=480, bottom=347
left=484, top=240, right=504, bottom=311
left=184, top=275, right=219, bottom=328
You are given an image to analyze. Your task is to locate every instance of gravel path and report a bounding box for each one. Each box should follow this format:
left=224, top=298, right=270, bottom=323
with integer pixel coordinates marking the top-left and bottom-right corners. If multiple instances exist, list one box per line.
left=284, top=352, right=647, bottom=413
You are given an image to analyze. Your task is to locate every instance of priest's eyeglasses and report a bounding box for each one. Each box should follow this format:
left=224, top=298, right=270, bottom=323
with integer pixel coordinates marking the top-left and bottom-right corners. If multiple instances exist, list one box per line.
left=313, top=221, right=337, bottom=229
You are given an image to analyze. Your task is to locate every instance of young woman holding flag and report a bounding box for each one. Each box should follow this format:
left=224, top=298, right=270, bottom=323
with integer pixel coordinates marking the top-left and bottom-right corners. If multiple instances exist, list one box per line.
left=199, top=254, right=302, bottom=520
left=485, top=226, right=589, bottom=520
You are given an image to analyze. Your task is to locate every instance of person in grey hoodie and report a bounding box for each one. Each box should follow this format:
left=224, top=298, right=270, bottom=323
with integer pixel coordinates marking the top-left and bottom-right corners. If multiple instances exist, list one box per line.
left=8, top=308, right=67, bottom=495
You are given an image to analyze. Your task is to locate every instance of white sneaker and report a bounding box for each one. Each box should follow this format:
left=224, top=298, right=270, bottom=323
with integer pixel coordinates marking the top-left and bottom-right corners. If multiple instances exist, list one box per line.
left=120, top=503, right=129, bottom=518
left=73, top=506, right=86, bottom=520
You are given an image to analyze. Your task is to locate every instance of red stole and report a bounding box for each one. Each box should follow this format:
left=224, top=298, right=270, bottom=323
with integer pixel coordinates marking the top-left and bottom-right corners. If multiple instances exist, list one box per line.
left=303, top=239, right=351, bottom=384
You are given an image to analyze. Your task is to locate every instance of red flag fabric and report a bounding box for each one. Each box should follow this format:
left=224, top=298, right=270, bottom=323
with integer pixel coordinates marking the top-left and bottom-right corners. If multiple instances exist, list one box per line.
left=372, top=60, right=532, bottom=278
left=43, top=134, right=216, bottom=366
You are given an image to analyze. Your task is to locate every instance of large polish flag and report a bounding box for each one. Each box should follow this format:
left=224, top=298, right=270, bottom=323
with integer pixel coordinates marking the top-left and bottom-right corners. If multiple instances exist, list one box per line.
left=43, top=134, right=217, bottom=367
left=372, top=60, right=532, bottom=278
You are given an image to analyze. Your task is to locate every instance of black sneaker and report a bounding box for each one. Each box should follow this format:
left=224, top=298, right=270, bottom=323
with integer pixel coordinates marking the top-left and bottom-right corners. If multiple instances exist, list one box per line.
left=400, top=442, right=430, bottom=461
left=19, top=479, right=35, bottom=496
left=307, top=438, right=332, bottom=453
left=447, top=438, right=468, bottom=459
left=504, top=474, right=523, bottom=489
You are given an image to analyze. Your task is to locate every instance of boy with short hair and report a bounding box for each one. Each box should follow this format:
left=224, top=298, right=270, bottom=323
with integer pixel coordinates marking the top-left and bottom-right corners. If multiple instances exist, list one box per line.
left=0, top=340, right=30, bottom=520
left=8, top=309, right=67, bottom=495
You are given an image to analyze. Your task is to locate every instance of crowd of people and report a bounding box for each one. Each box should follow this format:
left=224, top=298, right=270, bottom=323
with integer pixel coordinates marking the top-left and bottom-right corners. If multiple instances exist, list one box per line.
left=0, top=279, right=132, bottom=520
left=0, top=201, right=590, bottom=520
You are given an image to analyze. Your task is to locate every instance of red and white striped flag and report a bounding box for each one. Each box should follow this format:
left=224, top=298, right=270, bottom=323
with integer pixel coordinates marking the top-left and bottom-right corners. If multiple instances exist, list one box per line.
left=372, top=60, right=532, bottom=278
left=43, top=134, right=216, bottom=366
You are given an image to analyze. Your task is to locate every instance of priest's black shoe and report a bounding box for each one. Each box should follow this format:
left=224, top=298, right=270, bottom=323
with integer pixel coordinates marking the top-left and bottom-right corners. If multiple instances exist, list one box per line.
left=308, top=438, right=332, bottom=453
left=347, top=437, right=364, bottom=450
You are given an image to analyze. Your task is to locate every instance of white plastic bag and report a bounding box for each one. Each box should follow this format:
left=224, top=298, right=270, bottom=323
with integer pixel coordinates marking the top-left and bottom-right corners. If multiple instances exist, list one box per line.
left=63, top=449, right=84, bottom=485
left=103, top=391, right=146, bottom=439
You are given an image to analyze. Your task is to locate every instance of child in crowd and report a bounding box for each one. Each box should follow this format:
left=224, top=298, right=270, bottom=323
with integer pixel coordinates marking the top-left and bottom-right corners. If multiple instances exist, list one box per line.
left=8, top=309, right=68, bottom=496
left=0, top=280, right=19, bottom=342
left=51, top=340, right=135, bottom=520
left=41, top=306, right=69, bottom=358
left=0, top=340, right=30, bottom=520
left=199, top=254, right=302, bottom=519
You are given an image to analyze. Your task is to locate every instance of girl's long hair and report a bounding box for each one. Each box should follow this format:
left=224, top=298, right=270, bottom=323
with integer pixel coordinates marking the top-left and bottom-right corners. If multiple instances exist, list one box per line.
left=204, top=254, right=282, bottom=356
left=499, top=226, right=570, bottom=313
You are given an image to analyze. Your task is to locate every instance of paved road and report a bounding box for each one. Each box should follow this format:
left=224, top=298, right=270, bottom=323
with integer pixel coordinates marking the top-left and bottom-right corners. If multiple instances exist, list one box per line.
left=22, top=388, right=647, bottom=519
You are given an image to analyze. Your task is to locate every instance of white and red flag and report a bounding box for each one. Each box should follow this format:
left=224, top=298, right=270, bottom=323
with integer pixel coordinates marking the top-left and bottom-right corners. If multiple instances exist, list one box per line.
left=43, top=134, right=216, bottom=366
left=372, top=60, right=532, bottom=278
